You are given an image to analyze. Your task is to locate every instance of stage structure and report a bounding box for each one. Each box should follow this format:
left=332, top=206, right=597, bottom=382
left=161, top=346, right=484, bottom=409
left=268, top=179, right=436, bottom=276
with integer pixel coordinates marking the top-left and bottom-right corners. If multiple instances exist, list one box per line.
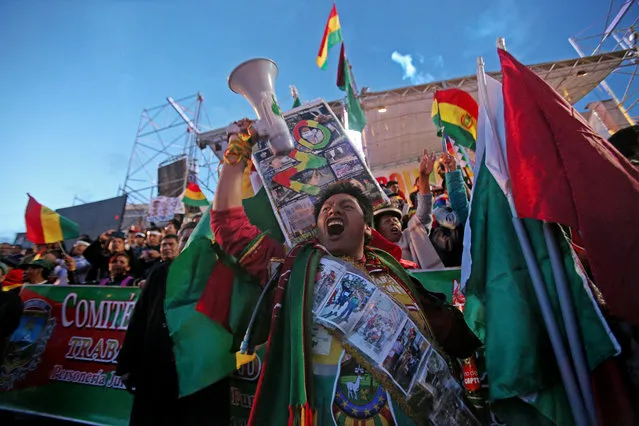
left=569, top=0, right=639, bottom=134
left=120, top=93, right=219, bottom=226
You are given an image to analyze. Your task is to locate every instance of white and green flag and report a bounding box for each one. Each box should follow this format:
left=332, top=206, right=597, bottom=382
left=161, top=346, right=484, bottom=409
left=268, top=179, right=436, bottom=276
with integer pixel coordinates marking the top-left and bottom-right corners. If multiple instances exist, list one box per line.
left=460, top=61, right=619, bottom=426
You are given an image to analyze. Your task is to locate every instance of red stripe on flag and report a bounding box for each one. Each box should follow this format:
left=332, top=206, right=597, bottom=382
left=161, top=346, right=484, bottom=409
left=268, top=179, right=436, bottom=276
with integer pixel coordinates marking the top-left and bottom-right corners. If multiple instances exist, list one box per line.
left=499, top=48, right=639, bottom=326
left=434, top=88, right=478, bottom=118
left=25, top=195, right=45, bottom=244
left=317, top=4, right=338, bottom=58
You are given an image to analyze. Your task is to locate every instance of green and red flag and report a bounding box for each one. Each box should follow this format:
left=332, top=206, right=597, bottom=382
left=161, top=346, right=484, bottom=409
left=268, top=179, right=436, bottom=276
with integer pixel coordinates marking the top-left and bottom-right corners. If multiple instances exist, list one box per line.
left=165, top=187, right=284, bottom=397
left=432, top=88, right=478, bottom=150
left=337, top=43, right=367, bottom=132
left=25, top=195, right=79, bottom=244
left=182, top=182, right=209, bottom=207
left=316, top=4, right=342, bottom=70
left=498, top=48, right=639, bottom=327
left=461, top=63, right=619, bottom=426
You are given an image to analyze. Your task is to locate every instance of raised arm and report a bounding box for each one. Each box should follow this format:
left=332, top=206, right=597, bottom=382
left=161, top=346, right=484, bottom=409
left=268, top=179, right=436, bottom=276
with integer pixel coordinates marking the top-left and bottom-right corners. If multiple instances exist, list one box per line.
left=414, top=149, right=435, bottom=231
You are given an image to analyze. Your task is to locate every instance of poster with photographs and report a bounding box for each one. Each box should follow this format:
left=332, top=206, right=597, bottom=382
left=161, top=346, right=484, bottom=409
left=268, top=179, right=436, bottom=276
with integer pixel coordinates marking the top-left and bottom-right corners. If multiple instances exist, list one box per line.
left=313, top=258, right=347, bottom=312
left=251, top=100, right=388, bottom=246
left=380, top=319, right=431, bottom=395
left=317, top=272, right=377, bottom=334
left=348, top=292, right=407, bottom=363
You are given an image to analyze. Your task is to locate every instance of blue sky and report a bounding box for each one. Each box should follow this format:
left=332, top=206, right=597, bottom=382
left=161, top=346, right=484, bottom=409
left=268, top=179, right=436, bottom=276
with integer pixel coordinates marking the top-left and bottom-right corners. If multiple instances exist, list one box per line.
left=0, top=0, right=617, bottom=240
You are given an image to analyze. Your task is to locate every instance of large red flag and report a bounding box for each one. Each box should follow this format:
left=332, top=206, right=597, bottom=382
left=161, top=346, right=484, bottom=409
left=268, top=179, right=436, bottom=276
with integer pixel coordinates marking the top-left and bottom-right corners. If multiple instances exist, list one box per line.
left=499, top=48, right=639, bottom=325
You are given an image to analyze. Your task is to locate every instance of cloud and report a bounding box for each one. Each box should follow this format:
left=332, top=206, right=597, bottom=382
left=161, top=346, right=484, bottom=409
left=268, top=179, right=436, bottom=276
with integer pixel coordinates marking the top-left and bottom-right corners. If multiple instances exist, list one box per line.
left=391, top=51, right=435, bottom=85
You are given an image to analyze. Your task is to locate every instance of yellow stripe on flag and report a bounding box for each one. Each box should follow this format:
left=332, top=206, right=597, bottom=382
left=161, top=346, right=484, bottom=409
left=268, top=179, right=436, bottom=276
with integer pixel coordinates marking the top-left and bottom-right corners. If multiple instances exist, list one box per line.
left=41, top=206, right=63, bottom=243
left=432, top=100, right=478, bottom=139
left=316, top=11, right=341, bottom=68
left=184, top=188, right=207, bottom=201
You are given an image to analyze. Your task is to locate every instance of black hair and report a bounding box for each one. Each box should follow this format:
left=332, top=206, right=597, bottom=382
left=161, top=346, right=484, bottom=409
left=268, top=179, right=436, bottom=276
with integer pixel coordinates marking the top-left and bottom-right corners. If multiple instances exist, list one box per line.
left=147, top=226, right=161, bottom=233
left=168, top=218, right=182, bottom=230
left=162, top=234, right=179, bottom=243
left=373, top=210, right=401, bottom=230
left=387, top=180, right=399, bottom=186
left=180, top=222, right=197, bottom=232
left=608, top=125, right=639, bottom=163
left=313, top=181, right=374, bottom=226
left=109, top=252, right=131, bottom=264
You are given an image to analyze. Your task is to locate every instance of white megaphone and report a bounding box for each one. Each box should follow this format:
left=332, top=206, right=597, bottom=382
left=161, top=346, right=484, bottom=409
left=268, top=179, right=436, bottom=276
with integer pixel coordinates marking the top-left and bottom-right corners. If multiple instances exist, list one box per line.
left=228, top=58, right=294, bottom=155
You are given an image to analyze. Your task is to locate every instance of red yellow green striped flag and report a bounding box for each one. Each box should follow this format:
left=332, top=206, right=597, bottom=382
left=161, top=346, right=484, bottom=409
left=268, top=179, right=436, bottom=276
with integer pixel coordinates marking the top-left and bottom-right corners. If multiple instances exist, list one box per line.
left=432, top=88, right=478, bottom=150
left=25, top=195, right=79, bottom=244
left=182, top=182, right=209, bottom=207
left=316, top=4, right=343, bottom=70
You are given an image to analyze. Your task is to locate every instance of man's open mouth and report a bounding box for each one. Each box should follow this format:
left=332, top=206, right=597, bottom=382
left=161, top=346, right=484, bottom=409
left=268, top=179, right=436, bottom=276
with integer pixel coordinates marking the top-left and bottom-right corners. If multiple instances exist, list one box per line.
left=327, top=218, right=345, bottom=237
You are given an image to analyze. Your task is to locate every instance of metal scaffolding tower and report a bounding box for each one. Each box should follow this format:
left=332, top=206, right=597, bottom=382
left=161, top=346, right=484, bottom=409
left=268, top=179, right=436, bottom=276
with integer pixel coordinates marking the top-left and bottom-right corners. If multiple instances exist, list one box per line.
left=120, top=93, right=220, bottom=225
left=569, top=0, right=639, bottom=130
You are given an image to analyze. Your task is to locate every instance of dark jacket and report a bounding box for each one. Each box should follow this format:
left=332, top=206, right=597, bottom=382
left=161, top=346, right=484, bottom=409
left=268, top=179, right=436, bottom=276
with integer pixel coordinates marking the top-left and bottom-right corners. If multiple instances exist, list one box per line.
left=84, top=239, right=139, bottom=281
left=116, top=261, right=176, bottom=396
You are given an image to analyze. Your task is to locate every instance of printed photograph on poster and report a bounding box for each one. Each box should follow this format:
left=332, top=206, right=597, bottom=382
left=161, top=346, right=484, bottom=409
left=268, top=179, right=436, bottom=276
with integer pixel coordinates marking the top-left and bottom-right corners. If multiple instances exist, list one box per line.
left=279, top=198, right=316, bottom=240
left=326, top=143, right=357, bottom=164
left=317, top=273, right=377, bottom=334
left=311, top=325, right=333, bottom=356
left=417, top=350, right=463, bottom=410
left=331, top=160, right=363, bottom=179
left=251, top=100, right=387, bottom=247
left=430, top=396, right=480, bottom=426
left=313, top=259, right=346, bottom=312
left=348, top=292, right=407, bottom=363
left=381, top=319, right=431, bottom=395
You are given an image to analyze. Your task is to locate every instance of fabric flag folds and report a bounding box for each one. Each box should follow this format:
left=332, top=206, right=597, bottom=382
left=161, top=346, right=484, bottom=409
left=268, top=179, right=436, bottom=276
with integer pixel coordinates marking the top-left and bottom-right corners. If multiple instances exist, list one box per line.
left=498, top=48, right=639, bottom=326
left=461, top=62, right=619, bottom=426
left=165, top=187, right=284, bottom=396
left=182, top=182, right=209, bottom=207
left=432, top=88, right=478, bottom=150
left=316, top=4, right=342, bottom=70
left=337, top=43, right=366, bottom=132
left=25, top=195, right=79, bottom=244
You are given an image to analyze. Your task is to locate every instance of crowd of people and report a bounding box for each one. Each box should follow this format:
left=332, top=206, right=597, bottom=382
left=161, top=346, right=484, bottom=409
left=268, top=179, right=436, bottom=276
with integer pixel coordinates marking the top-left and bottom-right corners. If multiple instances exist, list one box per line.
left=0, top=216, right=200, bottom=293
left=0, top=121, right=637, bottom=426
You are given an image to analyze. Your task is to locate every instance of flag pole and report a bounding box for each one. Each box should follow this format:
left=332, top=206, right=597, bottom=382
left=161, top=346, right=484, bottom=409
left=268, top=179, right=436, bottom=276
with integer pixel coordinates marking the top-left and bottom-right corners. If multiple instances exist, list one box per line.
left=478, top=52, right=590, bottom=426
left=542, top=222, right=598, bottom=426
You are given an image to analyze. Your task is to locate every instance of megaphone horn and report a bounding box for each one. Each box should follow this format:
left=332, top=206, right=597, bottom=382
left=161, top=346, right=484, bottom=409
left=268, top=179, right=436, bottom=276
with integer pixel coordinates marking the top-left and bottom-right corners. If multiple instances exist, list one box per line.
left=228, top=58, right=294, bottom=155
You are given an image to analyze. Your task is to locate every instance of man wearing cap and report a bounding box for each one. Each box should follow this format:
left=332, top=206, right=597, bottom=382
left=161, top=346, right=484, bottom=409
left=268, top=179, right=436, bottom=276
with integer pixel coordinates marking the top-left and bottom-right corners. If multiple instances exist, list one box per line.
left=85, top=230, right=139, bottom=281
left=71, top=237, right=92, bottom=284
left=22, top=259, right=54, bottom=286
left=131, top=232, right=146, bottom=259
left=139, top=227, right=162, bottom=277
left=0, top=257, right=24, bottom=292
left=374, top=150, right=445, bottom=270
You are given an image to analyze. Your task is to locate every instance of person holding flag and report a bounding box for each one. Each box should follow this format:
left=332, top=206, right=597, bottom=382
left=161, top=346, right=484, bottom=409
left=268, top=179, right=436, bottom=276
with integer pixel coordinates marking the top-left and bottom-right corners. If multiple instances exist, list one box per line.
left=197, top=119, right=481, bottom=426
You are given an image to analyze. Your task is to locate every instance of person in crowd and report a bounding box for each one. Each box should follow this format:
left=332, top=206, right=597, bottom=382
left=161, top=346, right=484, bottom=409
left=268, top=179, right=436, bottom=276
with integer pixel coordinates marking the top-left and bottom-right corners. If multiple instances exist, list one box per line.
left=85, top=230, right=138, bottom=281
left=386, top=180, right=406, bottom=201
left=139, top=227, right=162, bottom=276
left=1, top=257, right=24, bottom=292
left=409, top=177, right=420, bottom=209
left=164, top=219, right=181, bottom=236
left=0, top=281, right=23, bottom=365
left=98, top=253, right=135, bottom=287
left=131, top=232, right=146, bottom=259
left=429, top=153, right=469, bottom=267
left=21, top=259, right=54, bottom=286
left=0, top=262, right=7, bottom=287
left=71, top=237, right=92, bottom=284
left=373, top=149, right=445, bottom=270
left=127, top=227, right=140, bottom=248
left=44, top=251, right=68, bottom=285
left=201, top=119, right=480, bottom=425
left=190, top=213, right=203, bottom=225
left=177, top=222, right=196, bottom=253
left=608, top=124, right=639, bottom=166
left=117, top=233, right=228, bottom=425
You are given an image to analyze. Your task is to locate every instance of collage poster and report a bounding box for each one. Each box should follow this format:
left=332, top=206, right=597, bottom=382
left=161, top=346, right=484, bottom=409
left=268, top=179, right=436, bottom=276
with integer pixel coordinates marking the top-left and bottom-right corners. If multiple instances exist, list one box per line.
left=251, top=100, right=387, bottom=246
left=312, top=257, right=480, bottom=425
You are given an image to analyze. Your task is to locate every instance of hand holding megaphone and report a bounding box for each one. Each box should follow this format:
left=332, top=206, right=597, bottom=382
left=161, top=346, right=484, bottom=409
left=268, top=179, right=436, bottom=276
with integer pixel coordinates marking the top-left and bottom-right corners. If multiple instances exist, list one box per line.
left=228, top=58, right=295, bottom=156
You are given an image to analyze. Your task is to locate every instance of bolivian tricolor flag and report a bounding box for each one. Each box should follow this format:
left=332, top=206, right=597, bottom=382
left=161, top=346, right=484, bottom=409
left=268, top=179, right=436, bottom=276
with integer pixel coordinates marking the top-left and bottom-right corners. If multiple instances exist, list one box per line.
left=25, top=195, right=79, bottom=244
left=316, top=4, right=343, bottom=70
left=182, top=182, right=209, bottom=207
left=432, top=88, right=478, bottom=150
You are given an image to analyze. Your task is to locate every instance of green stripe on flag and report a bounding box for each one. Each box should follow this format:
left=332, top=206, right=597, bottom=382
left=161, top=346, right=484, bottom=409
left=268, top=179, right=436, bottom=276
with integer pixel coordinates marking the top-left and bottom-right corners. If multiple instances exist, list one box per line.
left=59, top=215, right=80, bottom=240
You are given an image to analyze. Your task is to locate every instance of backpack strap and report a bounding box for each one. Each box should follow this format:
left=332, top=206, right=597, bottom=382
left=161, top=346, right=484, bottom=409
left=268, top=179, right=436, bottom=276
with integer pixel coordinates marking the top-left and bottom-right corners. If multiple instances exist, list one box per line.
left=98, top=278, right=109, bottom=286
left=120, top=276, right=134, bottom=287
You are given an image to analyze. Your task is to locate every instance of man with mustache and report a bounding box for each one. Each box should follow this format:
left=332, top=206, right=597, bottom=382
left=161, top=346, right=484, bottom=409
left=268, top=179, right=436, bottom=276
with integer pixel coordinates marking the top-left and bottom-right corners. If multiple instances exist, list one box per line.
left=203, top=119, right=481, bottom=426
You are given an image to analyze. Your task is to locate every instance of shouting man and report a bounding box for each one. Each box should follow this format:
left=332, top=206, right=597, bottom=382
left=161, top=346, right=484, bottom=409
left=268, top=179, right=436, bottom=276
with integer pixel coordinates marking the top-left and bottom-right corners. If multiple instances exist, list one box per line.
left=204, top=120, right=481, bottom=426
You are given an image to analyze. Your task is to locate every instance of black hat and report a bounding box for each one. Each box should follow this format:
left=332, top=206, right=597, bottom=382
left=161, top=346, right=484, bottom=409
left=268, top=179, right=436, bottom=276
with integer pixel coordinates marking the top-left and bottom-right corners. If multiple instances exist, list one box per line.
left=110, top=231, right=126, bottom=240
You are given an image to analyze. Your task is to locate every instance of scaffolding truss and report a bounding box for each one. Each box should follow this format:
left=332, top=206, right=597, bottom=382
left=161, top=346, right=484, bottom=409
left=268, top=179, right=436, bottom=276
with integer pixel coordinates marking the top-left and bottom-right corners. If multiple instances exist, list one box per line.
left=120, top=93, right=220, bottom=220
